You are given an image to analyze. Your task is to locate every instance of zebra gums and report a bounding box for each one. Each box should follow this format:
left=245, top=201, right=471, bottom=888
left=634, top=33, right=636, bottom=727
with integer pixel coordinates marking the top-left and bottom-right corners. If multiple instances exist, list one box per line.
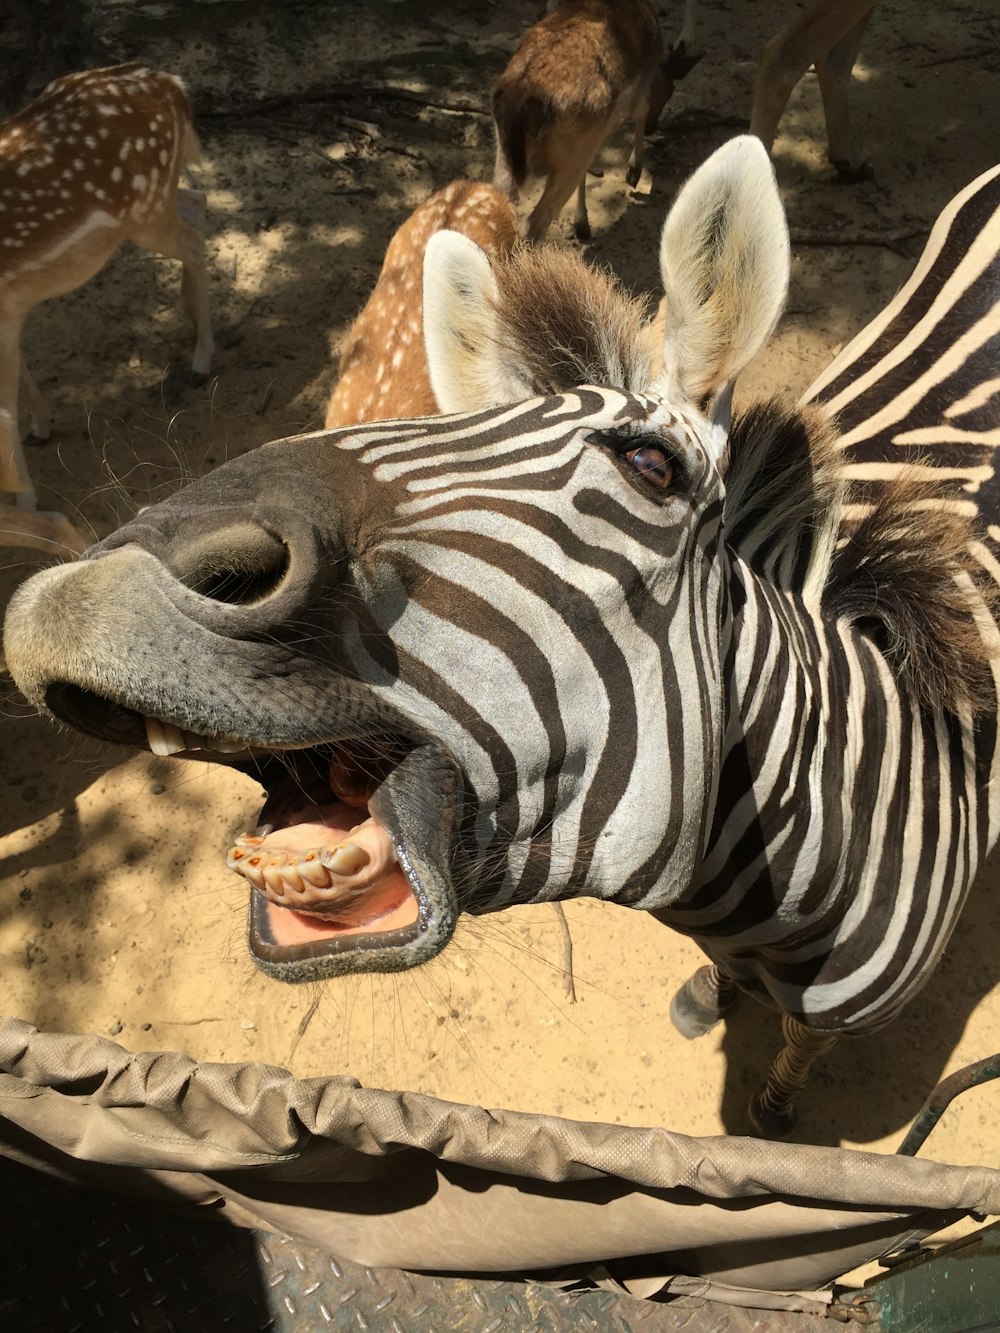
left=5, top=139, right=1000, bottom=1137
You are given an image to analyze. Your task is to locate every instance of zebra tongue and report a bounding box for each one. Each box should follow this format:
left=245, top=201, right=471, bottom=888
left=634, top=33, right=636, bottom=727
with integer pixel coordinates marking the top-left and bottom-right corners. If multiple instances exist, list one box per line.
left=247, top=742, right=459, bottom=971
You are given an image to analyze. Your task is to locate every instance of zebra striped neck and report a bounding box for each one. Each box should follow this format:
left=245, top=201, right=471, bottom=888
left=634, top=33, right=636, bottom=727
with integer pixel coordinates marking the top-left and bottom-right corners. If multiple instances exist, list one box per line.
left=665, top=550, right=986, bottom=1033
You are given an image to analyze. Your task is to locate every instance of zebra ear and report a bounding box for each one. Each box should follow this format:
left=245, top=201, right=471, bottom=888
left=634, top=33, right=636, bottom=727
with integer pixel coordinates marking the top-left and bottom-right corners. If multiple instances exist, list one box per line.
left=658, top=136, right=789, bottom=427
left=423, top=230, right=535, bottom=413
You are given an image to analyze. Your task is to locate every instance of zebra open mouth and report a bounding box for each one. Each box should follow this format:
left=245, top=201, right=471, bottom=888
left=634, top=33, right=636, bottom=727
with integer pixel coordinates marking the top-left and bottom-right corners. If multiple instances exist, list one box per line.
left=34, top=679, right=460, bottom=981
left=142, top=721, right=461, bottom=980
left=221, top=742, right=426, bottom=969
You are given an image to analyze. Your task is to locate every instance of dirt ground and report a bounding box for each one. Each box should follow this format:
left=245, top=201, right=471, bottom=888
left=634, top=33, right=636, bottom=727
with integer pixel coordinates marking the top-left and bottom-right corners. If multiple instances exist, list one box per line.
left=3, top=0, right=1000, bottom=1173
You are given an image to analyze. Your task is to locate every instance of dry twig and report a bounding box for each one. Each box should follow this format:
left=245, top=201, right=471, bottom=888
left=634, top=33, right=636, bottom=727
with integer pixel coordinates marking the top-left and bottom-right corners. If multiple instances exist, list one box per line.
left=551, top=902, right=577, bottom=1003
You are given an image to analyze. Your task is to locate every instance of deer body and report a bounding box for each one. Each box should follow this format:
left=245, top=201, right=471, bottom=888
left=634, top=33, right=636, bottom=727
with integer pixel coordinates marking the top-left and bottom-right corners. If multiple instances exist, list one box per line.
left=492, top=0, right=664, bottom=242
left=0, top=62, right=213, bottom=553
left=325, top=181, right=517, bottom=429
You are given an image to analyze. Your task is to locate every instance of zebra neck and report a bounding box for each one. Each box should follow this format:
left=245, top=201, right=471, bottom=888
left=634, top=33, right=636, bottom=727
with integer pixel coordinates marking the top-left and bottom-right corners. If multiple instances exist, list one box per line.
left=669, top=555, right=992, bottom=1034
left=696, top=558, right=908, bottom=915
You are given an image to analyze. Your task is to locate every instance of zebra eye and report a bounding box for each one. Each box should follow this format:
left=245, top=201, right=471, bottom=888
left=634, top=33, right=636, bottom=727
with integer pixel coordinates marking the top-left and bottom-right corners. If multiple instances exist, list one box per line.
left=625, top=444, right=674, bottom=490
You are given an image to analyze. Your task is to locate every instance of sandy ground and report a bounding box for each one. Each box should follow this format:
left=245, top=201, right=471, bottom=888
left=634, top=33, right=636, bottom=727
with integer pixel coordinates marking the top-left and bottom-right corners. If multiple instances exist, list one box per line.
left=3, top=0, right=1000, bottom=1178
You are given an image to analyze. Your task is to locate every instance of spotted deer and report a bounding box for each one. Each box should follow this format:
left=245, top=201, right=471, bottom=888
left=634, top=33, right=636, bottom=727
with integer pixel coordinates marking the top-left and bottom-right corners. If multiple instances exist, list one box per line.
left=0, top=62, right=214, bottom=555
left=492, top=0, right=665, bottom=243
left=325, top=181, right=518, bottom=429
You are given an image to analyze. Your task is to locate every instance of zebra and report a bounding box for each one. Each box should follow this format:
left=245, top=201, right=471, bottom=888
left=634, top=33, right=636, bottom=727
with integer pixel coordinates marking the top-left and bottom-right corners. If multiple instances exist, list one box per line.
left=5, top=138, right=1000, bottom=1137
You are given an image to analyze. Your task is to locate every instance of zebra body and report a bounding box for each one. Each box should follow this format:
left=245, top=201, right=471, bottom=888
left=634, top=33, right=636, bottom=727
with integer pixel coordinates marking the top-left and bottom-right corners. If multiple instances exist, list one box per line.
left=5, top=140, right=1000, bottom=1126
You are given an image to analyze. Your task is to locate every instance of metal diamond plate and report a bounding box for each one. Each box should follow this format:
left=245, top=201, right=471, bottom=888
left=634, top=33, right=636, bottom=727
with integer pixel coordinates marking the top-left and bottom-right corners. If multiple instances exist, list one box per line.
left=0, top=1157, right=819, bottom=1331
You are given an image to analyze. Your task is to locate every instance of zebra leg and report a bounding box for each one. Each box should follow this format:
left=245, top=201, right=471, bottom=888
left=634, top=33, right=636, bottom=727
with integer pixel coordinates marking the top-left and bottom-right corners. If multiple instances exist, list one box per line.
left=669, top=963, right=738, bottom=1039
left=748, top=1014, right=839, bottom=1139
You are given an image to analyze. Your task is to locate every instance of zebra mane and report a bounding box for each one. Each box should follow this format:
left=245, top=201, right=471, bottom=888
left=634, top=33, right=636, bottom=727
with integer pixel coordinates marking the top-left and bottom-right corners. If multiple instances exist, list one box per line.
left=825, top=477, right=997, bottom=714
left=724, top=399, right=844, bottom=593
left=490, top=246, right=657, bottom=395
left=725, top=399, right=996, bottom=714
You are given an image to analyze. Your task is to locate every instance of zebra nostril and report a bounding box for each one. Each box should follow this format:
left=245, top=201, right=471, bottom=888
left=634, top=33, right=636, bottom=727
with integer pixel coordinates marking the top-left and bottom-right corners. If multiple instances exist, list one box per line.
left=171, top=523, right=291, bottom=606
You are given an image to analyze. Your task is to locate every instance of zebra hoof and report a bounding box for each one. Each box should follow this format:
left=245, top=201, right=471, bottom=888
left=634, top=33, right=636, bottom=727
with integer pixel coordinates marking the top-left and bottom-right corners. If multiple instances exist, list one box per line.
left=747, top=1091, right=798, bottom=1140
left=669, top=980, right=725, bottom=1039
left=669, top=965, right=737, bottom=1039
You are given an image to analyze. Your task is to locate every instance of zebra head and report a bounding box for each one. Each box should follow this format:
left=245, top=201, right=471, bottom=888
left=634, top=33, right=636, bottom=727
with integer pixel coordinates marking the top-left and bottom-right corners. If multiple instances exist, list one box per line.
left=4, top=138, right=790, bottom=981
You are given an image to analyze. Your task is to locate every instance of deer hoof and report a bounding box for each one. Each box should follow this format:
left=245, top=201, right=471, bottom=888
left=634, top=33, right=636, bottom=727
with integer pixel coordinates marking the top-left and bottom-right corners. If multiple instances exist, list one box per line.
left=831, top=158, right=874, bottom=184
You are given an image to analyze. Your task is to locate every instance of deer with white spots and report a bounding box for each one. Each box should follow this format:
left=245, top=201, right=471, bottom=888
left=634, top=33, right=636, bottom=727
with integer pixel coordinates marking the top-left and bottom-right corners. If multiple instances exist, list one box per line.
left=324, top=181, right=518, bottom=429
left=491, top=0, right=666, bottom=243
left=0, top=61, right=214, bottom=555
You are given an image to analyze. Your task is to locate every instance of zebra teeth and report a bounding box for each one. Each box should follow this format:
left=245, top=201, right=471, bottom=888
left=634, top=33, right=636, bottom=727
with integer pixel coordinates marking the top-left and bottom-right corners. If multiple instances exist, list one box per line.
left=143, top=715, right=248, bottom=757
left=297, top=857, right=334, bottom=889
left=233, top=832, right=267, bottom=850
left=320, top=842, right=370, bottom=876
left=226, top=839, right=379, bottom=902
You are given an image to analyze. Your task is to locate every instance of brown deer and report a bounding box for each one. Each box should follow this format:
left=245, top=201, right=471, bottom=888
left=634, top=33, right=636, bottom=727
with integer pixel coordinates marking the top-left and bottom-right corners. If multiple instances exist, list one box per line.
left=0, top=62, right=214, bottom=555
left=492, top=0, right=665, bottom=243
left=325, top=181, right=518, bottom=428
left=751, top=0, right=878, bottom=179
left=647, top=0, right=878, bottom=180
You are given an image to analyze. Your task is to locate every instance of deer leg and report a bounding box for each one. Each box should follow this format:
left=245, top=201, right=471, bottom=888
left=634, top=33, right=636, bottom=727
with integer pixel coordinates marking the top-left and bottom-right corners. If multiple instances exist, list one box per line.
left=492, top=133, right=519, bottom=205
left=748, top=1014, right=839, bottom=1139
left=19, top=361, right=52, bottom=444
left=670, top=963, right=739, bottom=1038
left=0, top=329, right=87, bottom=553
left=750, top=0, right=875, bottom=155
left=529, top=170, right=588, bottom=243
left=571, top=177, right=592, bottom=242
left=673, top=0, right=698, bottom=53
left=0, top=324, right=37, bottom=510
left=815, top=7, right=876, bottom=180
left=646, top=0, right=700, bottom=135
left=625, top=107, right=648, bottom=191
left=527, top=125, right=605, bottom=243
left=175, top=188, right=214, bottom=380
left=529, top=165, right=590, bottom=243
left=133, top=188, right=214, bottom=382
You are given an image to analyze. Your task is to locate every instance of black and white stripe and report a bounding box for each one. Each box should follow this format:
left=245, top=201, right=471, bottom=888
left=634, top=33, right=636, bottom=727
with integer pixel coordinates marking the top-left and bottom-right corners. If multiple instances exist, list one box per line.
left=333, top=160, right=1000, bottom=1036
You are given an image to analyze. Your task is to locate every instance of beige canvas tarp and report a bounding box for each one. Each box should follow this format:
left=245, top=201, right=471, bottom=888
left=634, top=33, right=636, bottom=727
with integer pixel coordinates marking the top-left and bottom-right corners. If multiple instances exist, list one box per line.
left=2, top=1016, right=998, bottom=1312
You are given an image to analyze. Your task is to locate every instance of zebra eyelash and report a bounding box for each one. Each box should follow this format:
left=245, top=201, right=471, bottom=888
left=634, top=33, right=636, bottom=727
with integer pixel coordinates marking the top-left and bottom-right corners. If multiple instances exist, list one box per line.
left=586, top=429, right=687, bottom=498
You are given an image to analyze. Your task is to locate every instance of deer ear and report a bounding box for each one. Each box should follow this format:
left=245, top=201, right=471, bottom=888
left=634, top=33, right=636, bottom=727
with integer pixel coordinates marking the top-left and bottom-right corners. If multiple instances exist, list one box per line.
left=423, top=231, right=534, bottom=412
left=658, top=136, right=789, bottom=424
